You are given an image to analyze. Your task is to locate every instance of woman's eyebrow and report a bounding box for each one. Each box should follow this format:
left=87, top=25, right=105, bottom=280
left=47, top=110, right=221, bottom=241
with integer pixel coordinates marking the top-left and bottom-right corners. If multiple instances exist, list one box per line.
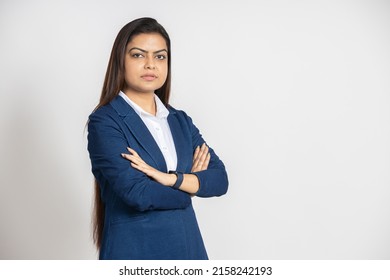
left=129, top=47, right=168, bottom=54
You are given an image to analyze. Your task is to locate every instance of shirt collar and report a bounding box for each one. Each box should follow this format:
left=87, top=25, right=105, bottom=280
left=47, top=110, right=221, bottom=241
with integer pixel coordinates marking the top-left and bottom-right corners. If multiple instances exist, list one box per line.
left=119, top=91, right=169, bottom=119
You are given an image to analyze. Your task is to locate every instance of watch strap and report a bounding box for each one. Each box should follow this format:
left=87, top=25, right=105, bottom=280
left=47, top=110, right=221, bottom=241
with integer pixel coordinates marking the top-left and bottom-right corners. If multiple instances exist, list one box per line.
left=169, top=171, right=184, bottom=190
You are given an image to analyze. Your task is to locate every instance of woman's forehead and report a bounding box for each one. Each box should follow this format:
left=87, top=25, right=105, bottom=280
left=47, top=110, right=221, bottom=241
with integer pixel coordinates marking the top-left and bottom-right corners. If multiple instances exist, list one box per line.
left=127, top=33, right=168, bottom=50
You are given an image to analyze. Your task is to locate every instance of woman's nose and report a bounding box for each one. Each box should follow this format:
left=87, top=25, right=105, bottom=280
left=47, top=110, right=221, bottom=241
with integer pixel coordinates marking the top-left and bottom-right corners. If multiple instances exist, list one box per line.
left=145, top=57, right=156, bottom=69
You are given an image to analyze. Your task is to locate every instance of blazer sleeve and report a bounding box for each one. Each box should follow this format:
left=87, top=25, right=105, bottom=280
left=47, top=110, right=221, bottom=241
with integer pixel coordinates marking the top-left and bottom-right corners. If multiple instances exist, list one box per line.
left=182, top=111, right=229, bottom=197
left=87, top=108, right=191, bottom=212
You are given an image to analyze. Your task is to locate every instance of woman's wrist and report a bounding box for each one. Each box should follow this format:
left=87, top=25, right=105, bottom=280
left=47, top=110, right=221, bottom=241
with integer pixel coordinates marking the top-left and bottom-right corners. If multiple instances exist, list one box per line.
left=158, top=172, right=200, bottom=194
left=147, top=169, right=176, bottom=187
left=169, top=171, right=185, bottom=189
left=180, top=174, right=200, bottom=194
left=167, top=173, right=177, bottom=187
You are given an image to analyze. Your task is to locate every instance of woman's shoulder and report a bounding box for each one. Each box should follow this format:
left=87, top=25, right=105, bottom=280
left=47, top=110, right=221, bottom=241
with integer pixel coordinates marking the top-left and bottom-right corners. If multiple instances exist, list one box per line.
left=168, top=105, right=191, bottom=120
left=168, top=105, right=197, bottom=129
left=169, top=104, right=195, bottom=116
left=90, top=95, right=130, bottom=118
left=88, top=102, right=120, bottom=125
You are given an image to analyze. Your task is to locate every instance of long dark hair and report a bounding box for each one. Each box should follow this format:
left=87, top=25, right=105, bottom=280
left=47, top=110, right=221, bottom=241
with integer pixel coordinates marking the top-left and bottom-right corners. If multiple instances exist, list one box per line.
left=91, top=17, right=172, bottom=250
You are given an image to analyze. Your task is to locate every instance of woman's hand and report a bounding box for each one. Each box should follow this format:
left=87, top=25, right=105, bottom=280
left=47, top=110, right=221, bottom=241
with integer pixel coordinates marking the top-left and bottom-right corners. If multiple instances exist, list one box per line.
left=121, top=147, right=176, bottom=187
left=122, top=144, right=210, bottom=194
left=191, top=143, right=210, bottom=172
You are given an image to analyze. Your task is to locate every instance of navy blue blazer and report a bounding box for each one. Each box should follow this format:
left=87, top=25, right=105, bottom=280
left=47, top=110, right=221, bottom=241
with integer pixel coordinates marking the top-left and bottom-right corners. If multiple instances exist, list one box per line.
left=87, top=95, right=228, bottom=260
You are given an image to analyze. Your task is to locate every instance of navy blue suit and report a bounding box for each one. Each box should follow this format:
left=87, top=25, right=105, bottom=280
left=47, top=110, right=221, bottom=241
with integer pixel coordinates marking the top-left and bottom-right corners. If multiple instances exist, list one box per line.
left=87, top=95, right=228, bottom=259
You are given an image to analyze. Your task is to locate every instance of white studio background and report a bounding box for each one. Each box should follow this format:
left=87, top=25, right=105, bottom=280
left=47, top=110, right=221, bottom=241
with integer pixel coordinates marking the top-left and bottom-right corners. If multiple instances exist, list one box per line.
left=0, top=0, right=389, bottom=260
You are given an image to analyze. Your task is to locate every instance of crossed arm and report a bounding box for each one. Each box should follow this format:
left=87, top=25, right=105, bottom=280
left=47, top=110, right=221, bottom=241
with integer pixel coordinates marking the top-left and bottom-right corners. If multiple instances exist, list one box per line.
left=121, top=143, right=210, bottom=195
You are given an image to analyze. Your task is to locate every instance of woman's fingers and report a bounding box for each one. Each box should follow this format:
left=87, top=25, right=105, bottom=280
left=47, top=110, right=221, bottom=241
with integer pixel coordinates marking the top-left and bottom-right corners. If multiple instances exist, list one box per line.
left=122, top=154, right=141, bottom=164
left=124, top=151, right=172, bottom=186
left=192, top=145, right=202, bottom=171
left=196, top=144, right=208, bottom=167
left=203, top=152, right=211, bottom=169
left=127, top=147, right=141, bottom=158
left=122, top=147, right=144, bottom=162
left=121, top=152, right=131, bottom=160
left=192, top=143, right=210, bottom=172
left=124, top=153, right=155, bottom=176
left=124, top=144, right=210, bottom=174
left=122, top=147, right=150, bottom=174
left=192, top=146, right=200, bottom=163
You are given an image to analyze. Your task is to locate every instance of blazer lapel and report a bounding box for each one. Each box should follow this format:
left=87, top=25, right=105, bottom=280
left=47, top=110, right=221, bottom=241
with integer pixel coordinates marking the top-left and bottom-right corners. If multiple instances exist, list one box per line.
left=168, top=110, right=193, bottom=173
left=110, top=95, right=167, bottom=172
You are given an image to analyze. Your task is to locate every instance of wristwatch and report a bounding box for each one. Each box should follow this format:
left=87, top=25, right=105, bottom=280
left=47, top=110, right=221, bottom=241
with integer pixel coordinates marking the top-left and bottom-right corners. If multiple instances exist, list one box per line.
left=168, top=170, right=184, bottom=190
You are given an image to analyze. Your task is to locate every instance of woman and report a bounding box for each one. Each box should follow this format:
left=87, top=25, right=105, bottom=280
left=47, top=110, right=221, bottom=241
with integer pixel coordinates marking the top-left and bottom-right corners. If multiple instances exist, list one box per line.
left=87, top=17, right=228, bottom=260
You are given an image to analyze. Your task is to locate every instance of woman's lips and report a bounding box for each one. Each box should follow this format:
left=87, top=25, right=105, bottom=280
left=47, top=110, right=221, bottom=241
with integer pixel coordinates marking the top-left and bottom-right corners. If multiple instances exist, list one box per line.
left=141, top=74, right=157, bottom=81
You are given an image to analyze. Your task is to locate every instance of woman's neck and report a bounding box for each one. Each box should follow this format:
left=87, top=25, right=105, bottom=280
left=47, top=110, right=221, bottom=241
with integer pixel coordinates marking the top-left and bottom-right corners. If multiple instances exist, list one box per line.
left=124, top=91, right=156, bottom=116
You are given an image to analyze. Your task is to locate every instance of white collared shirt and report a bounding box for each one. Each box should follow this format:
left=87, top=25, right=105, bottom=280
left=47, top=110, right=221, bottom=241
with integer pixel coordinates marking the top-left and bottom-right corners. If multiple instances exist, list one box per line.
left=119, top=91, right=178, bottom=172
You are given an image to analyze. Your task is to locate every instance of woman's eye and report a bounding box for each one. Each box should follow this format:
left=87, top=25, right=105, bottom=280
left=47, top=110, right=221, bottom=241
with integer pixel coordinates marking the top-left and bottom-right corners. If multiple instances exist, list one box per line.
left=132, top=53, right=144, bottom=58
left=156, top=55, right=167, bottom=60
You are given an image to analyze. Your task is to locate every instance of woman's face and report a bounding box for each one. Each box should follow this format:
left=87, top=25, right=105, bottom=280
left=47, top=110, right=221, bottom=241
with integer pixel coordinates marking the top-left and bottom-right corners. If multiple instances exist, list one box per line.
left=123, top=33, right=168, bottom=96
